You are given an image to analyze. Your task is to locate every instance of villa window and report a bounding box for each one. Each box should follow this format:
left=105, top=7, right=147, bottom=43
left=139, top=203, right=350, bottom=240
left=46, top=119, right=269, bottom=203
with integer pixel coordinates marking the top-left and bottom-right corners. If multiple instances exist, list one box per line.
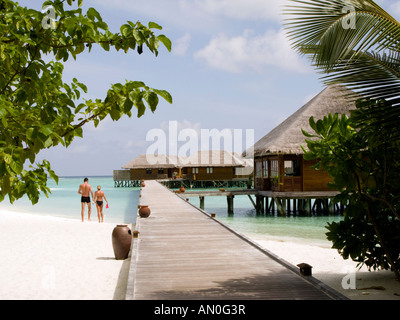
left=255, top=160, right=262, bottom=177
left=206, top=167, right=213, bottom=174
left=192, top=167, right=199, bottom=174
left=146, top=168, right=152, bottom=174
left=284, top=160, right=300, bottom=176
left=158, top=168, right=164, bottom=174
left=263, top=159, right=268, bottom=177
left=270, top=160, right=279, bottom=177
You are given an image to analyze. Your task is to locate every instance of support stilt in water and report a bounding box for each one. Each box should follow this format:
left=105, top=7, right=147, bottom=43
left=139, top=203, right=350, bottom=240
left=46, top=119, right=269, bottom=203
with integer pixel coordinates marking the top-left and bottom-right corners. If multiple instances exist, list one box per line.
left=199, top=196, right=205, bottom=210
left=227, top=195, right=234, bottom=214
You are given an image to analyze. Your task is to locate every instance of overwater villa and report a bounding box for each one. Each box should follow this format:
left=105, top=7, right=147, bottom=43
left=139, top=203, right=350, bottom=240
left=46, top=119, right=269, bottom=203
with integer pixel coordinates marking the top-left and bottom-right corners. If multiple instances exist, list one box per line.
left=252, top=85, right=356, bottom=193
left=243, top=85, right=357, bottom=215
left=114, top=150, right=253, bottom=188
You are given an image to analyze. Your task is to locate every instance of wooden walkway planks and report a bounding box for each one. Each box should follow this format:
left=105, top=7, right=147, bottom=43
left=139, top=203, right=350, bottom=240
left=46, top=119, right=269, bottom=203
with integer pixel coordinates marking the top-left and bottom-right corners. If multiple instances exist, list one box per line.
left=126, top=180, right=346, bottom=300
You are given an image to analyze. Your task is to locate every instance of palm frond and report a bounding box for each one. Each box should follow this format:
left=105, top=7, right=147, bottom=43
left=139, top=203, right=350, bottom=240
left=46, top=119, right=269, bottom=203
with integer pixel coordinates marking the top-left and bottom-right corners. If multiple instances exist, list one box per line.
left=285, top=0, right=400, bottom=138
left=286, top=0, right=400, bottom=63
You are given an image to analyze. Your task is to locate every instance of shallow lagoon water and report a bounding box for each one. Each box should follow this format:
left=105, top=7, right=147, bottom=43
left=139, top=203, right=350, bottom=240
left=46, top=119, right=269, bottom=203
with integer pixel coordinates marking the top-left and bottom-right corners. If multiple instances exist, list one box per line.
left=0, top=178, right=342, bottom=246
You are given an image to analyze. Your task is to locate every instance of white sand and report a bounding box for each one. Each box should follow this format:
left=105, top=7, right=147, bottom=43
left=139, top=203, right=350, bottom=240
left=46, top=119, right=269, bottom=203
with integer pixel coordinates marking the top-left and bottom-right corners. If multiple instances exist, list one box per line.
left=0, top=209, right=399, bottom=300
left=0, top=210, right=131, bottom=300
left=248, top=235, right=400, bottom=300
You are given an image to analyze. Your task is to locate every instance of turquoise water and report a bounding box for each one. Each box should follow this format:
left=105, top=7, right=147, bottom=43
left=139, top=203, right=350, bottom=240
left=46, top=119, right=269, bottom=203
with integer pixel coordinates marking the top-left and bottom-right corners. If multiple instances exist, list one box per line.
left=0, top=176, right=140, bottom=224
left=0, top=177, right=342, bottom=245
left=188, top=193, right=342, bottom=246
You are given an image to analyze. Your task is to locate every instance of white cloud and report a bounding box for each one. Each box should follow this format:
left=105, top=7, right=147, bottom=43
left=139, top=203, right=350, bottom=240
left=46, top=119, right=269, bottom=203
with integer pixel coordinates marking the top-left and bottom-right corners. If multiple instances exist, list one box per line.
left=194, top=29, right=310, bottom=74
left=173, top=33, right=191, bottom=56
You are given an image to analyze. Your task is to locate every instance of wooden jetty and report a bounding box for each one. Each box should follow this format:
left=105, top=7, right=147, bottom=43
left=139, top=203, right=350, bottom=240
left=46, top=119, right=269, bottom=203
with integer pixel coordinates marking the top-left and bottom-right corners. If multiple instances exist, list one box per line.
left=182, top=189, right=341, bottom=215
left=126, top=180, right=346, bottom=300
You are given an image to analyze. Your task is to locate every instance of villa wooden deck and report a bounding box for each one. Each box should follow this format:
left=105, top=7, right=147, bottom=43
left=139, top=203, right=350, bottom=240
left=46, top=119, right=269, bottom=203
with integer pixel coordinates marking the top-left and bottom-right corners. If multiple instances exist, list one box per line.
left=126, top=180, right=346, bottom=300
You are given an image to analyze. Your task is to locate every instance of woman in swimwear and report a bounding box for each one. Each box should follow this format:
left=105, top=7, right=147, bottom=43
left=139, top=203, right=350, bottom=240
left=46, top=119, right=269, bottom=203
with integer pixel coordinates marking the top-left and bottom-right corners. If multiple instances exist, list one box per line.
left=94, top=185, right=109, bottom=223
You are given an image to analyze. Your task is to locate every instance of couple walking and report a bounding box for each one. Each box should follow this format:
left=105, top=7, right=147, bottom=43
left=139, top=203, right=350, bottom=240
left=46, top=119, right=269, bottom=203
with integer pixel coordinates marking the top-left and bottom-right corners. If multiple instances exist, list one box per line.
left=78, top=178, right=109, bottom=222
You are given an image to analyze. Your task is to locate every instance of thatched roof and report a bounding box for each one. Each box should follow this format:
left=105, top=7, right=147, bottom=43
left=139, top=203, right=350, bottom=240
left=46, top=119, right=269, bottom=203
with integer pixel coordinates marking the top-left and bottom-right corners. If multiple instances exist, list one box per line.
left=122, top=154, right=179, bottom=169
left=253, top=85, right=357, bottom=157
left=122, top=151, right=251, bottom=169
left=183, top=150, right=247, bottom=167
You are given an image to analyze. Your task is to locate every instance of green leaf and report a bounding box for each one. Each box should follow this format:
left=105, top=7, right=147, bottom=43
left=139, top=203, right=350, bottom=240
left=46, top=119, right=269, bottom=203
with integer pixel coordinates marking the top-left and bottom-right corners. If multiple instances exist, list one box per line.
left=41, top=125, right=53, bottom=136
left=130, top=81, right=146, bottom=89
left=148, top=22, right=162, bottom=30
left=87, top=7, right=101, bottom=21
left=100, top=41, right=110, bottom=51
left=145, top=91, right=159, bottom=112
left=153, top=89, right=173, bottom=104
left=10, top=159, right=23, bottom=174
left=136, top=100, right=146, bottom=118
left=123, top=95, right=133, bottom=113
left=110, top=108, right=122, bottom=121
left=302, top=128, right=317, bottom=138
left=157, top=35, right=172, bottom=52
left=120, top=24, right=131, bottom=37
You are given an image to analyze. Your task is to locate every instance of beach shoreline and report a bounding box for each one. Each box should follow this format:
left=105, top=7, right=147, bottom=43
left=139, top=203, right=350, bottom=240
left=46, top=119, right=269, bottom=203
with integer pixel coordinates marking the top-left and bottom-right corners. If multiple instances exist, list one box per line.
left=0, top=209, right=398, bottom=300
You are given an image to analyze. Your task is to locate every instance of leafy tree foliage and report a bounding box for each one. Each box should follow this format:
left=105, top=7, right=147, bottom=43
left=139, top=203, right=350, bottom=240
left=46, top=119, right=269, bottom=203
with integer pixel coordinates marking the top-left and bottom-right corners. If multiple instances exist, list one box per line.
left=303, top=104, right=400, bottom=280
left=0, top=0, right=172, bottom=204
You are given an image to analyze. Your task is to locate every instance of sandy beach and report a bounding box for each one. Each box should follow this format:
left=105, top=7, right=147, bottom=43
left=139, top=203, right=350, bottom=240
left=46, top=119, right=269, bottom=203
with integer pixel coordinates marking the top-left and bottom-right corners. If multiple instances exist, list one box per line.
left=0, top=210, right=131, bottom=300
left=0, top=209, right=399, bottom=300
left=250, top=237, right=400, bottom=300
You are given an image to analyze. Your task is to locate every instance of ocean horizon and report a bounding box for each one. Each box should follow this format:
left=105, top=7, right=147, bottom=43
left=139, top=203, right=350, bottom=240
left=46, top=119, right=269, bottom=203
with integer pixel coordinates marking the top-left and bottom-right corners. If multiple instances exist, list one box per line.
left=0, top=176, right=343, bottom=247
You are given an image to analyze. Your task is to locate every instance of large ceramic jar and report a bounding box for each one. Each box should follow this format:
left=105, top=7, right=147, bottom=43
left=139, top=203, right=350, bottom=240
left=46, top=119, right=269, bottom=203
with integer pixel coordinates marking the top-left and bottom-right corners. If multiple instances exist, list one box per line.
left=111, top=224, right=132, bottom=260
left=138, top=205, right=151, bottom=218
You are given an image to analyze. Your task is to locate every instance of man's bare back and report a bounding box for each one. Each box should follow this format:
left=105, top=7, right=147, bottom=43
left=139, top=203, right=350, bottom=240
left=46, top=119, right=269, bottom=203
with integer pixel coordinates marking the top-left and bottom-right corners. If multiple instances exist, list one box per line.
left=78, top=178, right=94, bottom=222
left=79, top=182, right=92, bottom=197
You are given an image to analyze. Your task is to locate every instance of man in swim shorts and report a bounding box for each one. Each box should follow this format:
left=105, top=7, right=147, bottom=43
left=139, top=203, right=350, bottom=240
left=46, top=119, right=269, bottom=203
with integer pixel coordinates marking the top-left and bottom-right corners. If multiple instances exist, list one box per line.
left=94, top=185, right=108, bottom=223
left=78, top=178, right=94, bottom=222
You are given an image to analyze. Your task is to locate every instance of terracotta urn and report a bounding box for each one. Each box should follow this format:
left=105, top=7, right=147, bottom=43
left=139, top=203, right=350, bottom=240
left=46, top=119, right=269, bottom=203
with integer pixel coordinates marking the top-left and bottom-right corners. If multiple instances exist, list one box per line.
left=141, top=182, right=146, bottom=187
left=111, top=224, right=132, bottom=260
left=138, top=205, right=151, bottom=218
left=179, top=186, right=185, bottom=193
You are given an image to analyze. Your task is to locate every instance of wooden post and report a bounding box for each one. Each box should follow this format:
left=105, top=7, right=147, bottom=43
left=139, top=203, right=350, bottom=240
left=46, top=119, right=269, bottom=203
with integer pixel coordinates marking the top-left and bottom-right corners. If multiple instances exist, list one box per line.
left=264, top=196, right=269, bottom=214
left=199, top=196, right=205, bottom=209
left=306, top=199, right=311, bottom=216
left=282, top=198, right=287, bottom=215
left=274, top=198, right=286, bottom=216
left=260, top=196, right=264, bottom=214
left=328, top=198, right=335, bottom=214
left=256, top=196, right=264, bottom=214
left=247, top=195, right=257, bottom=210
left=227, top=195, right=234, bottom=214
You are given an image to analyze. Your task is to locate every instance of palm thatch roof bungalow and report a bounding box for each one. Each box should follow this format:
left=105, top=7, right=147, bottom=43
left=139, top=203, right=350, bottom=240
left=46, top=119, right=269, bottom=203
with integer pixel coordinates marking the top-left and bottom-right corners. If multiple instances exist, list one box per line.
left=114, top=150, right=253, bottom=186
left=252, top=84, right=356, bottom=192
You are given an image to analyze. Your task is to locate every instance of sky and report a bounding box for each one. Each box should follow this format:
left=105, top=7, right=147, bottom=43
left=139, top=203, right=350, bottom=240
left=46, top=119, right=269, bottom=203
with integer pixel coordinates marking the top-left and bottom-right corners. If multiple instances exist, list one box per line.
left=16, top=0, right=400, bottom=177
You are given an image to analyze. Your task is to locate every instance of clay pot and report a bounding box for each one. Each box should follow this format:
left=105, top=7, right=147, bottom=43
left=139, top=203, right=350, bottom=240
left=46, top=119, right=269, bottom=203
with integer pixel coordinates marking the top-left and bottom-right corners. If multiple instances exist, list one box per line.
left=179, top=186, right=185, bottom=193
left=141, top=182, right=146, bottom=187
left=112, top=225, right=132, bottom=260
left=138, top=205, right=151, bottom=218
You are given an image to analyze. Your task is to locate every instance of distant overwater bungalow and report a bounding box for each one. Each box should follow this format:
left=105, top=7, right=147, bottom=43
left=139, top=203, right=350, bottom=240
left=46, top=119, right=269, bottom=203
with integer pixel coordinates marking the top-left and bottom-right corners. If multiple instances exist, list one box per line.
left=114, top=150, right=253, bottom=188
